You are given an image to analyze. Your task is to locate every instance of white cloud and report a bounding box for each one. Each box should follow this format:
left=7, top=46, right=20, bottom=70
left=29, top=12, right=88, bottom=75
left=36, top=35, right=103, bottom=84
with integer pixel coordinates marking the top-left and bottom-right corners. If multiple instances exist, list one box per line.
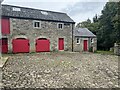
left=2, top=1, right=73, bottom=11
left=62, top=2, right=106, bottom=24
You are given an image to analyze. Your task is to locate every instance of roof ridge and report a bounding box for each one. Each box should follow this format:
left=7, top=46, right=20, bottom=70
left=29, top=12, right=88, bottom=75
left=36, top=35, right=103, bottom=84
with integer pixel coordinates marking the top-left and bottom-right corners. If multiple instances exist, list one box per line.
left=2, top=4, right=66, bottom=14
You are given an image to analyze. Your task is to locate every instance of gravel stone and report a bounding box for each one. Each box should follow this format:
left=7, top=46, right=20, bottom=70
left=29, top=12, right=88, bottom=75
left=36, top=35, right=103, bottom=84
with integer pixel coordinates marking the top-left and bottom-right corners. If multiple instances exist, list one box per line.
left=2, top=52, right=119, bottom=88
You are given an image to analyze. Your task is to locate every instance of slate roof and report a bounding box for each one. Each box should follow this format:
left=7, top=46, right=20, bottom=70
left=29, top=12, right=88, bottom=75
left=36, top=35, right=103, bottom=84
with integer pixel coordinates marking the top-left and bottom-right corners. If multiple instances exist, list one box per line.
left=2, top=4, right=75, bottom=23
left=74, top=28, right=96, bottom=37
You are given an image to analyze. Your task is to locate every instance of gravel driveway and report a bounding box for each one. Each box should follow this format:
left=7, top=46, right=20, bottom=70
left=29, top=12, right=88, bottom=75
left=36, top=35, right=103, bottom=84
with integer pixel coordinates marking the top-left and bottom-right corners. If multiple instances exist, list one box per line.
left=2, top=52, right=119, bottom=88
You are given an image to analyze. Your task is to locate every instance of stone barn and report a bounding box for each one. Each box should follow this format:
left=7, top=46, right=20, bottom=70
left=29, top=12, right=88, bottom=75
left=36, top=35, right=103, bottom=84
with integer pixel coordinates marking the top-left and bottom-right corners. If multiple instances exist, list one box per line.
left=73, top=28, right=97, bottom=52
left=1, top=4, right=75, bottom=53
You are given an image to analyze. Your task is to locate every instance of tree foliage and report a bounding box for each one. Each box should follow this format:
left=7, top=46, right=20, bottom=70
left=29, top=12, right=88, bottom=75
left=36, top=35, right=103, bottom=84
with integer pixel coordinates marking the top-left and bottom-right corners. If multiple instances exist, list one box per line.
left=76, top=2, right=120, bottom=50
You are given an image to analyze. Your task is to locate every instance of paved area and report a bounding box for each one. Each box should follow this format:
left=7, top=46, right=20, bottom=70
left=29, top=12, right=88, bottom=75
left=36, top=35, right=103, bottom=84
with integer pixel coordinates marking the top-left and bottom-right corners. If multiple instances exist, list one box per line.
left=0, top=57, right=8, bottom=68
left=0, top=57, right=8, bottom=89
left=2, top=52, right=119, bottom=88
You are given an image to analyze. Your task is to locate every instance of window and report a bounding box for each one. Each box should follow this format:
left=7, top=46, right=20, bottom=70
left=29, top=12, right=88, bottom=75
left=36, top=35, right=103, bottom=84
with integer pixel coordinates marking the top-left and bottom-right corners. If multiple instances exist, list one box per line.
left=91, top=38, right=94, bottom=43
left=12, top=7, right=21, bottom=11
left=41, top=11, right=48, bottom=15
left=76, top=38, right=80, bottom=44
left=33, top=21, right=41, bottom=28
left=57, top=23, right=64, bottom=29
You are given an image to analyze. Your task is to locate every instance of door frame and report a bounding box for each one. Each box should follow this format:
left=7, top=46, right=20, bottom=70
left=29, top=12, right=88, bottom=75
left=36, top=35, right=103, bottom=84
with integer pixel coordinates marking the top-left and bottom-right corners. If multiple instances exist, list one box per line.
left=12, top=38, right=30, bottom=53
left=58, top=38, right=64, bottom=51
left=1, top=38, right=8, bottom=53
left=83, top=40, right=88, bottom=51
left=35, top=38, right=50, bottom=52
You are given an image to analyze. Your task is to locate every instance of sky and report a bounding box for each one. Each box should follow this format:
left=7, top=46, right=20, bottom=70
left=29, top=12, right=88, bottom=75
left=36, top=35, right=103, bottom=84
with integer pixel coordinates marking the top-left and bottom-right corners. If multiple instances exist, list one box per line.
left=2, top=0, right=108, bottom=24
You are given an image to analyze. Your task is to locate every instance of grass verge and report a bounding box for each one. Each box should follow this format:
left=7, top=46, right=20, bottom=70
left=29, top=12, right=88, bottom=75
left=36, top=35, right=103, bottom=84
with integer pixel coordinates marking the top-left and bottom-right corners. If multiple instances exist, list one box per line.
left=95, top=50, right=114, bottom=55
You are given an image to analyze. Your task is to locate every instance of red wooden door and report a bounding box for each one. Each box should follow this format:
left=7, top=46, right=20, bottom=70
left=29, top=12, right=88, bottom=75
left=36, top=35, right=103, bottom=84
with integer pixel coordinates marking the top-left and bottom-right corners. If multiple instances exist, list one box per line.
left=0, top=38, right=8, bottom=53
left=58, top=38, right=64, bottom=50
left=2, top=18, right=10, bottom=34
left=36, top=38, right=50, bottom=52
left=12, top=38, right=29, bottom=53
left=84, top=40, right=88, bottom=51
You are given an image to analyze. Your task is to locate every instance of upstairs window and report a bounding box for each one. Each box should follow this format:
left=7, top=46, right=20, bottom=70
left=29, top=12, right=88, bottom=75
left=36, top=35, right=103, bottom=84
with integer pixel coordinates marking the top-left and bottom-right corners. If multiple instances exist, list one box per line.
left=57, top=23, right=64, bottom=29
left=12, top=7, right=21, bottom=11
left=41, top=11, right=48, bottom=15
left=33, top=21, right=41, bottom=28
left=76, top=38, right=80, bottom=44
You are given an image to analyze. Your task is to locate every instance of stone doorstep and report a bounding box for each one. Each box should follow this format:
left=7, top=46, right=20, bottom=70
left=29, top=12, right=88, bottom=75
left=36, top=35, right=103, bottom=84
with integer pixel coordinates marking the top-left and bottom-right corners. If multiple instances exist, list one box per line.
left=0, top=57, right=8, bottom=68
left=59, top=50, right=64, bottom=52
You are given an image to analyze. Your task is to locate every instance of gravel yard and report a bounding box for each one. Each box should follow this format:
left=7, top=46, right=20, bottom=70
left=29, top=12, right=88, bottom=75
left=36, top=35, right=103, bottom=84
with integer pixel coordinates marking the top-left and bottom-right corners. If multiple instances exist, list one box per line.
left=2, top=52, right=119, bottom=88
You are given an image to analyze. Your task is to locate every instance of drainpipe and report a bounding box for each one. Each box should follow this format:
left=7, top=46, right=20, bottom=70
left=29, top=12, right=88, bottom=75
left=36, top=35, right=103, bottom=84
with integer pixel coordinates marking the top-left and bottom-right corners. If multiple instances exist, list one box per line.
left=72, top=23, right=74, bottom=52
left=0, top=1, right=4, bottom=89
left=0, top=0, right=4, bottom=59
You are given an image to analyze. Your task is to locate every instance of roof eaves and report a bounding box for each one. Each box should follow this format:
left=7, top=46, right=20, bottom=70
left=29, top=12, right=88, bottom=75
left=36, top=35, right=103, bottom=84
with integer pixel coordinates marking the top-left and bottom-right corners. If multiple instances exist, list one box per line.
left=75, top=35, right=96, bottom=38
left=2, top=15, right=75, bottom=24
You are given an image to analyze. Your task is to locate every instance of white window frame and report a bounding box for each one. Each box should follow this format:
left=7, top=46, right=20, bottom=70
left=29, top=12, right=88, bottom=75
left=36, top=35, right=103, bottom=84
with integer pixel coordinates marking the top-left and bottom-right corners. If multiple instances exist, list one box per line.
left=57, top=23, right=64, bottom=29
left=91, top=38, right=94, bottom=43
left=33, top=20, right=41, bottom=29
left=76, top=38, right=80, bottom=44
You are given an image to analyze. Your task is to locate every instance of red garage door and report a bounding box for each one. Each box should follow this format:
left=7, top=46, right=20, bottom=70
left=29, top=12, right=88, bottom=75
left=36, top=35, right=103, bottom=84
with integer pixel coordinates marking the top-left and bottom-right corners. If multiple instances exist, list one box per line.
left=12, top=38, right=29, bottom=53
left=0, top=38, right=8, bottom=53
left=58, top=38, right=64, bottom=50
left=83, top=40, right=88, bottom=51
left=36, top=38, right=50, bottom=52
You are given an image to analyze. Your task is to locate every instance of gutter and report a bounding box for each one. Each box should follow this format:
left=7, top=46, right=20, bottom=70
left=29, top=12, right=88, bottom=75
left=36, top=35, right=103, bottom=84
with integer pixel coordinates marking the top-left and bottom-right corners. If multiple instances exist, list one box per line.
left=72, top=24, right=74, bottom=52
left=2, top=16, right=75, bottom=24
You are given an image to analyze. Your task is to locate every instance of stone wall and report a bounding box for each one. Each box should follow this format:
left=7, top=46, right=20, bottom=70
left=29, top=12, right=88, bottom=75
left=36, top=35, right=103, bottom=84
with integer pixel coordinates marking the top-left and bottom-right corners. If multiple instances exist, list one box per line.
left=91, top=38, right=97, bottom=52
left=73, top=37, right=97, bottom=52
left=114, top=43, right=120, bottom=56
left=8, top=18, right=74, bottom=52
left=73, top=37, right=89, bottom=52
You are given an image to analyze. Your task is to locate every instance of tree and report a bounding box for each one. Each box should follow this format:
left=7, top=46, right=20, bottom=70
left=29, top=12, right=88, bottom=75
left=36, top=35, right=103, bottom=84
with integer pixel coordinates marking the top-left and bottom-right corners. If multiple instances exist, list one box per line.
left=76, top=16, right=99, bottom=35
left=97, top=2, right=118, bottom=50
left=76, top=18, right=91, bottom=28
left=76, top=2, right=120, bottom=50
left=93, top=14, right=98, bottom=23
left=112, top=2, right=120, bottom=43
